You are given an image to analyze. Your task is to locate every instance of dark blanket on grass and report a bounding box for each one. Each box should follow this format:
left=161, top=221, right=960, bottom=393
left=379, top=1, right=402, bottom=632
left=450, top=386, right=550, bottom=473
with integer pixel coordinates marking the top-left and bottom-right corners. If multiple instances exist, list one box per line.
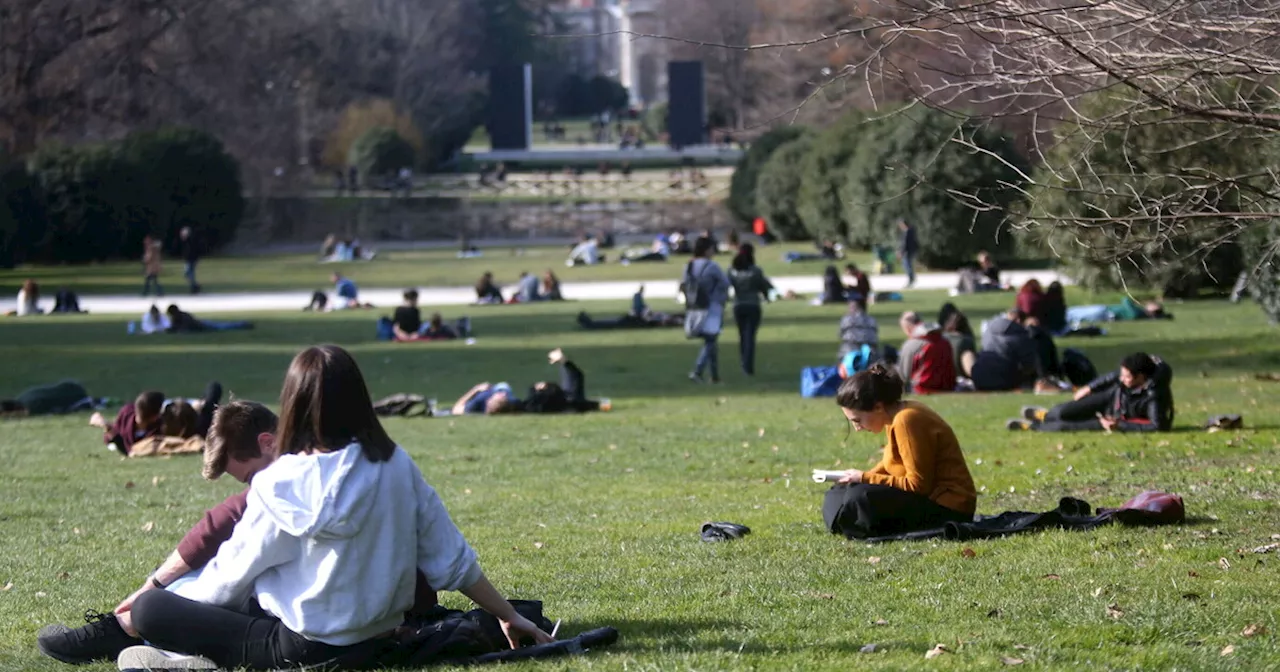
left=864, top=491, right=1184, bottom=543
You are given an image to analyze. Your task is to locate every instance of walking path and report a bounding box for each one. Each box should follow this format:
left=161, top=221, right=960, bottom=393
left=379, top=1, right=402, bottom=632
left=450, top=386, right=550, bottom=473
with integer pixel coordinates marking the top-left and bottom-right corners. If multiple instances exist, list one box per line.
left=1, top=270, right=1069, bottom=316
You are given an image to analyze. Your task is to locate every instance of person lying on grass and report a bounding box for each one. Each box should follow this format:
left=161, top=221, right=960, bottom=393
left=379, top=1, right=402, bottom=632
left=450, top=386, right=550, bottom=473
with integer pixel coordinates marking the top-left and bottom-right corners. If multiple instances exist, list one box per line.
left=450, top=349, right=611, bottom=415
left=165, top=304, right=255, bottom=333
left=87, top=382, right=224, bottom=455
left=117, top=345, right=551, bottom=670
left=40, top=400, right=448, bottom=667
left=823, top=364, right=977, bottom=539
left=1007, top=352, right=1173, bottom=433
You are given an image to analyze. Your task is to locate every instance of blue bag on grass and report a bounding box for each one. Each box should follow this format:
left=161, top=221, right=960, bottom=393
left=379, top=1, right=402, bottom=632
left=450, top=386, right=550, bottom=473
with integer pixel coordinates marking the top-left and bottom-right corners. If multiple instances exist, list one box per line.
left=376, top=317, right=395, bottom=341
left=801, top=366, right=843, bottom=398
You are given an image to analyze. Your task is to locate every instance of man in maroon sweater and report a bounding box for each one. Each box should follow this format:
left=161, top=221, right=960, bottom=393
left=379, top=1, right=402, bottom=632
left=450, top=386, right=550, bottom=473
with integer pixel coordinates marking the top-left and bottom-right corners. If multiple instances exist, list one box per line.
left=87, top=391, right=165, bottom=456
left=38, top=401, right=438, bottom=665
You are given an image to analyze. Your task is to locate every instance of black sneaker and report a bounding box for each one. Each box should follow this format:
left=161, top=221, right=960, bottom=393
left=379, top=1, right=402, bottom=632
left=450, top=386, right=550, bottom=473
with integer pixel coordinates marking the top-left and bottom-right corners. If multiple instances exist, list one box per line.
left=37, top=609, right=140, bottom=664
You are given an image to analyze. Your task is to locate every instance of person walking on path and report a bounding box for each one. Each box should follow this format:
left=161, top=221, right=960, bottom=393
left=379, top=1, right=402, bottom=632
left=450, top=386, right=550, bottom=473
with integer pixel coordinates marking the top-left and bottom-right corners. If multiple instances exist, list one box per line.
left=180, top=227, right=202, bottom=295
left=728, top=243, right=774, bottom=376
left=142, top=236, right=164, bottom=297
left=683, top=236, right=730, bottom=384
left=897, top=220, right=919, bottom=288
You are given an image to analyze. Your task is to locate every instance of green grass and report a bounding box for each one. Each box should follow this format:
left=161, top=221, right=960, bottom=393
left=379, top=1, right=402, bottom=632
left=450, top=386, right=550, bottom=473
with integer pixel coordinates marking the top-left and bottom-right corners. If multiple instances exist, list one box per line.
left=0, top=244, right=873, bottom=297
left=2, top=292, right=1279, bottom=671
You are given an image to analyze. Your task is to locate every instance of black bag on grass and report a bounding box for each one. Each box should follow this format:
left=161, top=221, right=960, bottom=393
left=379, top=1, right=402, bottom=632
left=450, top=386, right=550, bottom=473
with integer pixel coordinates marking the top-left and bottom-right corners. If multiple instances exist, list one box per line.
left=1061, top=348, right=1097, bottom=387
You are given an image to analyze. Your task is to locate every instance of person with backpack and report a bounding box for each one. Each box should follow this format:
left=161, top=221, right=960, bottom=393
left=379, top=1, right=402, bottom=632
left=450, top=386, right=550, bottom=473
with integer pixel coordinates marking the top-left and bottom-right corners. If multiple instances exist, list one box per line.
left=823, top=364, right=977, bottom=539
left=727, top=243, right=774, bottom=376
left=894, top=312, right=956, bottom=394
left=683, top=236, right=730, bottom=384
left=1007, top=352, right=1173, bottom=432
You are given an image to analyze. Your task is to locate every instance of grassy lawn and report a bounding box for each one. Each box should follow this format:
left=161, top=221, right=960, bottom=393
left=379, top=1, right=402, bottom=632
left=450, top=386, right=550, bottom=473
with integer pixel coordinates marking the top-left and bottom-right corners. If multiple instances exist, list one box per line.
left=2, top=292, right=1278, bottom=670
left=0, top=244, right=876, bottom=297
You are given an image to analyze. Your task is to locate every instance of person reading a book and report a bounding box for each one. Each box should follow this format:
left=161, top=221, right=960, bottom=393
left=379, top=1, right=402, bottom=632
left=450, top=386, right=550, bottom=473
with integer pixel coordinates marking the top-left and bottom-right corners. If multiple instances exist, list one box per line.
left=822, top=364, right=977, bottom=539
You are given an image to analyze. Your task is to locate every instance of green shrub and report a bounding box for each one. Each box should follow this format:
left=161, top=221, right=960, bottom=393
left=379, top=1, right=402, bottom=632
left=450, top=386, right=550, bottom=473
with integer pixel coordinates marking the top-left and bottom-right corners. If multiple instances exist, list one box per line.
left=1247, top=223, right=1280, bottom=323
left=349, top=127, right=416, bottom=180
left=121, top=127, right=245, bottom=254
left=796, top=112, right=869, bottom=244
left=839, top=109, right=1027, bottom=267
left=754, top=137, right=814, bottom=242
left=26, top=144, right=147, bottom=263
left=1027, top=89, right=1263, bottom=295
left=727, top=126, right=807, bottom=226
left=0, top=161, right=42, bottom=268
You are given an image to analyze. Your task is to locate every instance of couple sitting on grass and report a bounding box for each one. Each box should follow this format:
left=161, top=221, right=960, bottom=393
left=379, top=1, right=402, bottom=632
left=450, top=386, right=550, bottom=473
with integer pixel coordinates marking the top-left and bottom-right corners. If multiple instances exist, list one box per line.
left=825, top=354, right=1176, bottom=539
left=449, top=349, right=611, bottom=416
left=39, top=345, right=553, bottom=670
left=386, top=289, right=471, bottom=342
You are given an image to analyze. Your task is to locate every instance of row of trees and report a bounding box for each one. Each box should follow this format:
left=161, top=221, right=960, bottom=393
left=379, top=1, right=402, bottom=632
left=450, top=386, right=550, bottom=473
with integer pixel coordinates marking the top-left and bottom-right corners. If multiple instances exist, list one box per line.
left=0, top=128, right=243, bottom=267
left=732, top=108, right=1027, bottom=268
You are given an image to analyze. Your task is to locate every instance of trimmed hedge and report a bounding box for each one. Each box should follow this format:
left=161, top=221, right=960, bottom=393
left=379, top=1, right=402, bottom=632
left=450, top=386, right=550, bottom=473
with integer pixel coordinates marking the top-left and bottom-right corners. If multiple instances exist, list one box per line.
left=753, top=136, right=814, bottom=242
left=727, top=125, right=807, bottom=226
left=796, top=112, right=869, bottom=244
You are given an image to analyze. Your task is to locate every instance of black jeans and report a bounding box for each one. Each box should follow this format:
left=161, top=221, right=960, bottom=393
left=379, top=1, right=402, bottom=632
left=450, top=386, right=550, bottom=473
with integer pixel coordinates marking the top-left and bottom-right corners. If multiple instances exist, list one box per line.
left=195, top=381, right=224, bottom=438
left=733, top=304, right=762, bottom=375
left=823, top=483, right=972, bottom=539
left=1037, top=391, right=1111, bottom=432
left=131, top=590, right=385, bottom=670
left=559, top=361, right=599, bottom=412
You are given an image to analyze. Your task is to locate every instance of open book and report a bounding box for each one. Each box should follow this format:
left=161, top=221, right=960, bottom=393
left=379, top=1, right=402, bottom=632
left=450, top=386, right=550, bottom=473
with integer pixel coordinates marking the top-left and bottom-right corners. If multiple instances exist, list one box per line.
left=811, top=469, right=847, bottom=483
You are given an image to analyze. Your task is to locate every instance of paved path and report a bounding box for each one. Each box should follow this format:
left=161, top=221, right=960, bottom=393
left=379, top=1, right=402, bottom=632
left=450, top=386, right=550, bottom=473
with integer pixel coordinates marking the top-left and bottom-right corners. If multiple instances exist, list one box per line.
left=1, top=270, right=1069, bottom=316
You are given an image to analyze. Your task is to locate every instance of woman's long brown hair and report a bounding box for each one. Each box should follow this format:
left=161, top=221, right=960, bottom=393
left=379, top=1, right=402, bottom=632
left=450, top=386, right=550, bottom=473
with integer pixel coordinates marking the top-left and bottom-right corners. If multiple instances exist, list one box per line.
left=276, top=345, right=395, bottom=462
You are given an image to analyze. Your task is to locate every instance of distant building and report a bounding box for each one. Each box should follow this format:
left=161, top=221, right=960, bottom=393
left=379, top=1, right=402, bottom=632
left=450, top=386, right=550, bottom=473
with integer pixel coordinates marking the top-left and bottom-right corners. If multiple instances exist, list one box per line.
left=550, top=0, right=668, bottom=107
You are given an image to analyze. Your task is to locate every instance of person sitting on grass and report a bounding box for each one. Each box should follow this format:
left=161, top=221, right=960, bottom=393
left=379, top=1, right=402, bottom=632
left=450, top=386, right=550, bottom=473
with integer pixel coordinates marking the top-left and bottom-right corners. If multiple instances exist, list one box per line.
left=941, top=310, right=977, bottom=379
left=121, top=345, right=551, bottom=670
left=140, top=304, right=171, bottom=334
left=844, top=263, right=871, bottom=304
left=542, top=270, right=564, bottom=301
left=392, top=289, right=425, bottom=340
left=837, top=299, right=879, bottom=363
left=37, top=401, right=284, bottom=665
left=1007, top=352, right=1173, bottom=433
left=895, top=312, right=957, bottom=394
left=165, top=304, right=255, bottom=333
left=515, top=271, right=543, bottom=303
left=820, top=265, right=847, bottom=304
left=823, top=364, right=977, bottom=539
left=970, top=309, right=1038, bottom=392
left=331, top=272, right=373, bottom=310
left=476, top=272, right=504, bottom=304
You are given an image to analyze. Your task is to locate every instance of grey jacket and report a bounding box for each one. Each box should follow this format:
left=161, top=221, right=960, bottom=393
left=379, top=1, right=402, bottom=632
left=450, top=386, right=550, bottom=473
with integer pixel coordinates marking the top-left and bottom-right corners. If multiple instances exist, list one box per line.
left=971, top=316, right=1037, bottom=391
left=728, top=265, right=773, bottom=306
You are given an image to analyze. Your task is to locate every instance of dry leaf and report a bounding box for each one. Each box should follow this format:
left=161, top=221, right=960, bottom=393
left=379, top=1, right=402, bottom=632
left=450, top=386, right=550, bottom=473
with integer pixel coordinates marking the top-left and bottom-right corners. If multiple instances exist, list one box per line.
left=1248, top=543, right=1280, bottom=554
left=1093, top=587, right=1104, bottom=597
left=141, top=521, right=155, bottom=532
left=1013, top=644, right=1031, bottom=651
left=463, top=488, right=472, bottom=495
left=1002, top=657, right=1025, bottom=666
left=124, top=481, right=135, bottom=489
left=961, top=547, right=976, bottom=558
left=867, top=556, right=882, bottom=565
left=758, top=428, right=766, bottom=437
left=859, top=644, right=878, bottom=653
left=1042, top=574, right=1061, bottom=580
left=874, top=619, right=889, bottom=626
left=1188, top=571, right=1200, bottom=578
left=924, top=644, right=950, bottom=659
left=533, top=542, right=544, bottom=549
left=73, top=528, right=81, bottom=535
left=35, top=591, right=46, bottom=597
left=151, top=476, right=162, bottom=487
left=1219, top=557, right=1232, bottom=570
left=1221, top=645, right=1235, bottom=656
left=1106, top=604, right=1124, bottom=619
left=1, top=582, right=12, bottom=591
left=57, top=571, right=69, bottom=580
left=1243, top=624, right=1267, bottom=638
left=987, top=609, right=1002, bottom=618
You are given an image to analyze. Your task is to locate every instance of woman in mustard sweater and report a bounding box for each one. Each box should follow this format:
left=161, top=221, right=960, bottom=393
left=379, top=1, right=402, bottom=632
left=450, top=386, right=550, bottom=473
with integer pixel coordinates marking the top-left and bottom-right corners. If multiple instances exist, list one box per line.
left=823, top=364, right=978, bottom=539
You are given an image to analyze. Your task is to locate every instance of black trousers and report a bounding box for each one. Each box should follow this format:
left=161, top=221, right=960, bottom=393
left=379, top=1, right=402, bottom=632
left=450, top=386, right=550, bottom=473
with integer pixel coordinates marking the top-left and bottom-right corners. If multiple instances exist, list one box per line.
left=733, top=304, right=762, bottom=375
left=559, top=361, right=599, bottom=412
left=1037, top=391, right=1110, bottom=432
left=823, top=483, right=972, bottom=539
left=131, top=590, right=385, bottom=670
left=195, top=381, right=223, bottom=438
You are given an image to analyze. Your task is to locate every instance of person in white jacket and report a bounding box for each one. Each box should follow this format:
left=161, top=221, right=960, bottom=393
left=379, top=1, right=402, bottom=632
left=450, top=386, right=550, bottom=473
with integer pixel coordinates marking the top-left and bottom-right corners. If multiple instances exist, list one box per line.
left=124, top=344, right=552, bottom=670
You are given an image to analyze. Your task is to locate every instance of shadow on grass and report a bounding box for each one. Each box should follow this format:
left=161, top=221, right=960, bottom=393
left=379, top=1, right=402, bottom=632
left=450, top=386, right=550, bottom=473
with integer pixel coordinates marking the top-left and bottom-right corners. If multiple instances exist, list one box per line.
left=588, top=618, right=916, bottom=656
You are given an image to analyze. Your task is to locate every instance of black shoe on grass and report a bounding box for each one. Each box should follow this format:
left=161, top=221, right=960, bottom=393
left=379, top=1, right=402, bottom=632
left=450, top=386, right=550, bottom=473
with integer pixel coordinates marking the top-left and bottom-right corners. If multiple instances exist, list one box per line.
left=37, top=609, right=140, bottom=665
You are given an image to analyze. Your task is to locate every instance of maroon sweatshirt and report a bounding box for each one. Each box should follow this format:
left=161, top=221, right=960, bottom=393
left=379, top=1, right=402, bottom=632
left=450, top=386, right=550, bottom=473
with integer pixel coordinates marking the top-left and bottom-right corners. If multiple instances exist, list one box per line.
left=176, top=490, right=439, bottom=614
left=104, top=405, right=159, bottom=455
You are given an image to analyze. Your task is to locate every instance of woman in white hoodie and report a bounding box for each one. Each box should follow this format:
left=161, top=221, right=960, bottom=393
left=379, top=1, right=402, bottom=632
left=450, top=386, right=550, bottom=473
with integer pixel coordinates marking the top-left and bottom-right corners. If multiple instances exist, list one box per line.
left=125, top=345, right=552, bottom=670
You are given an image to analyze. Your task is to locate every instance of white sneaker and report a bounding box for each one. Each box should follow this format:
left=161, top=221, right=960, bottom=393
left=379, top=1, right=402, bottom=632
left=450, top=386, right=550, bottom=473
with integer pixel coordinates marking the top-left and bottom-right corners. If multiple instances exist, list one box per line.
left=117, top=645, right=217, bottom=670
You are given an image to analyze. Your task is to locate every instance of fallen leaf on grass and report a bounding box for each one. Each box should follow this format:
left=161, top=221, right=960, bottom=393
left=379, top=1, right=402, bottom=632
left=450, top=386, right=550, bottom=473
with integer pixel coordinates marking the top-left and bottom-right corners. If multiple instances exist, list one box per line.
left=859, top=643, right=878, bottom=653
left=141, top=521, right=155, bottom=532
left=961, top=547, right=977, bottom=558
left=1002, top=657, right=1025, bottom=666
left=1188, top=571, right=1200, bottom=578
left=1, top=582, right=12, bottom=591
left=533, top=542, right=544, bottom=549
left=1013, top=644, right=1031, bottom=651
left=124, top=481, right=135, bottom=489
left=151, top=476, right=163, bottom=487
left=867, top=556, right=881, bottom=565
left=1245, top=542, right=1280, bottom=554
left=1219, top=557, right=1231, bottom=570
left=758, top=428, right=766, bottom=437
left=873, top=619, right=889, bottom=626
left=57, top=572, right=69, bottom=580
left=1042, top=574, right=1061, bottom=580
left=1181, top=593, right=1202, bottom=601
left=1106, top=604, right=1124, bottom=620
left=35, top=591, right=46, bottom=597
left=1221, top=645, right=1235, bottom=656
left=1243, top=624, right=1267, bottom=637
left=808, top=592, right=835, bottom=600
left=987, top=609, right=1002, bottom=618
left=924, top=644, right=950, bottom=659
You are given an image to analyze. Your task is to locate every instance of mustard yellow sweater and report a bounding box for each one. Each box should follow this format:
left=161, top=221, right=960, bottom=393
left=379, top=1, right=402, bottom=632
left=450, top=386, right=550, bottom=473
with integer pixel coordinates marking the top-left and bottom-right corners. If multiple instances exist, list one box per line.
left=863, top=401, right=977, bottom=515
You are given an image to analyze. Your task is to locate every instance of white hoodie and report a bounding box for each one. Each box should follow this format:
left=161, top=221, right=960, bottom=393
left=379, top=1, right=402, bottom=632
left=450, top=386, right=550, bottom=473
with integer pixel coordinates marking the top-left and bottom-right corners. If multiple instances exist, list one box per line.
left=175, top=445, right=482, bottom=646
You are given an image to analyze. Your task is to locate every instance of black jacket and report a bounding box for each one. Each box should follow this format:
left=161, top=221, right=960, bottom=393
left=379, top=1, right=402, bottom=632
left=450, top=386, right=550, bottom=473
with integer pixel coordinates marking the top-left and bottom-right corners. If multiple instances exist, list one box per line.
left=1089, top=357, right=1174, bottom=432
